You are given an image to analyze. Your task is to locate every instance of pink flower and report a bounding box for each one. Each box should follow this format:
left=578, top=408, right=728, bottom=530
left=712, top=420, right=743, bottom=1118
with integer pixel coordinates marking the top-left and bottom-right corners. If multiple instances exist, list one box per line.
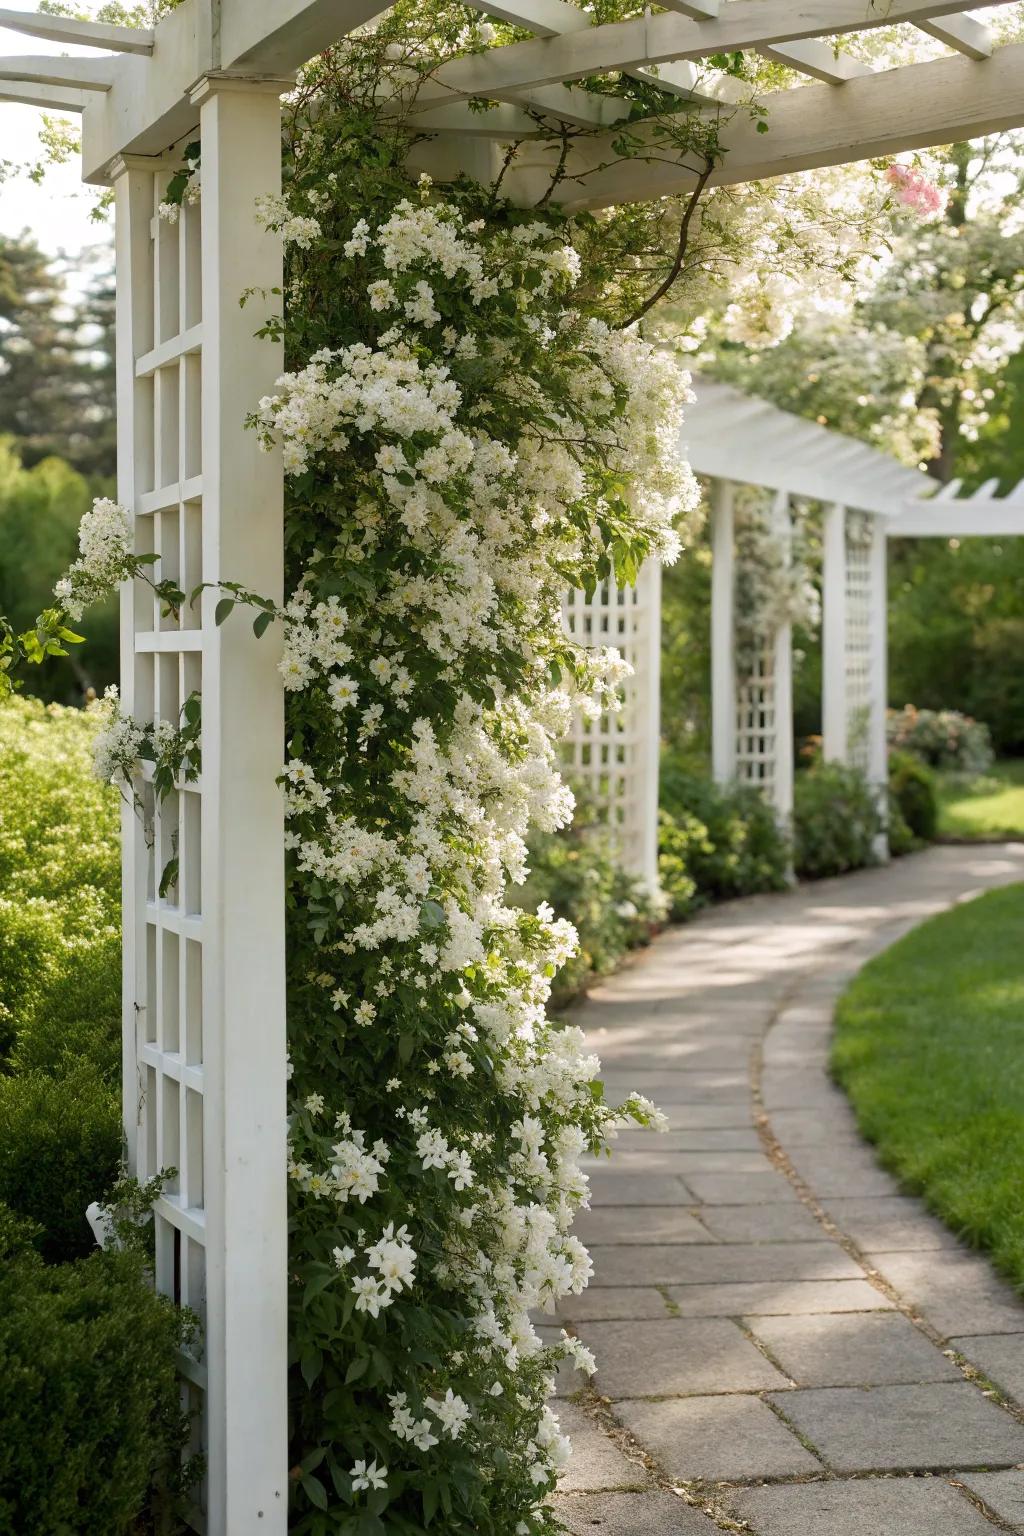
left=886, top=164, right=945, bottom=218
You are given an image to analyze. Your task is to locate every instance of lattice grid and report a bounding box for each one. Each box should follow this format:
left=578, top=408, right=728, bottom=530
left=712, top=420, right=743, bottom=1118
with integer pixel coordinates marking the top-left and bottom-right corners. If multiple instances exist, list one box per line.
left=561, top=565, right=656, bottom=878
left=734, top=648, right=777, bottom=793
left=123, top=165, right=209, bottom=1518
left=844, top=514, right=874, bottom=774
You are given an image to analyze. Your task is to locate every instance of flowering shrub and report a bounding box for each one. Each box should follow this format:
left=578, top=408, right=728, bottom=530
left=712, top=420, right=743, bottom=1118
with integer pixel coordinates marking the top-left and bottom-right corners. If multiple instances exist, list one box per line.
left=887, top=704, right=994, bottom=775
left=793, top=760, right=882, bottom=879
left=885, top=162, right=945, bottom=219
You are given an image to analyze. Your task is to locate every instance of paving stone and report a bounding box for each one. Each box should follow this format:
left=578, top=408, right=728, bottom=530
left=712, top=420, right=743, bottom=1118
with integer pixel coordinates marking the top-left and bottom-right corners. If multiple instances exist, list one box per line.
left=591, top=1038, right=753, bottom=1070
left=553, top=1491, right=717, bottom=1534
left=768, top=1107, right=861, bottom=1145
left=557, top=1287, right=672, bottom=1323
left=586, top=1150, right=766, bottom=1176
left=655, top=1105, right=758, bottom=1130
left=694, top=1202, right=825, bottom=1244
left=960, top=1469, right=1024, bottom=1529
left=556, top=1403, right=649, bottom=1493
left=747, top=1312, right=960, bottom=1386
left=768, top=1382, right=1024, bottom=1472
left=681, top=1170, right=800, bottom=1206
left=868, top=1251, right=1024, bottom=1338
left=616, top=1394, right=820, bottom=1481
left=824, top=1196, right=960, bottom=1252
left=614, top=1129, right=762, bottom=1153
left=667, top=1280, right=893, bottom=1317
left=600, top=1071, right=749, bottom=1104
left=951, top=1333, right=1024, bottom=1405
left=590, top=1242, right=862, bottom=1288
left=586, top=1174, right=694, bottom=1208
left=578, top=1318, right=787, bottom=1397
left=574, top=1207, right=709, bottom=1247
left=785, top=1148, right=898, bottom=1199
left=727, top=1476, right=998, bottom=1534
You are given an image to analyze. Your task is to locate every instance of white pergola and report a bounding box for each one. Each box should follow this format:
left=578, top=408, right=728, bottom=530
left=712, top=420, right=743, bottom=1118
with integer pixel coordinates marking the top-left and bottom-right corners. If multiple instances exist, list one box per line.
left=2, top=0, right=1023, bottom=1528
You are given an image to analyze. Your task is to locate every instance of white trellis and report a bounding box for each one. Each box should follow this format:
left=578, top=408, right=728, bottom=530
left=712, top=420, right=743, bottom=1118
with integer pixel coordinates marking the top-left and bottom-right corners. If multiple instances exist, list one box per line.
left=562, top=563, right=662, bottom=889
left=1, top=0, right=1020, bottom=1527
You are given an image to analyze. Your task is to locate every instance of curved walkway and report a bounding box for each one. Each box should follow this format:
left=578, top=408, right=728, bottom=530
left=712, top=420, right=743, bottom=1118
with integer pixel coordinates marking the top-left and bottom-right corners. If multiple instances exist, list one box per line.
left=553, top=843, right=1024, bottom=1536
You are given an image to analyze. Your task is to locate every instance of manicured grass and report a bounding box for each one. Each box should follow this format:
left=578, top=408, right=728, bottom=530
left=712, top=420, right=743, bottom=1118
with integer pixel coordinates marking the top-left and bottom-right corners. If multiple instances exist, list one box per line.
left=936, top=759, right=1024, bottom=840
left=833, top=883, right=1024, bottom=1290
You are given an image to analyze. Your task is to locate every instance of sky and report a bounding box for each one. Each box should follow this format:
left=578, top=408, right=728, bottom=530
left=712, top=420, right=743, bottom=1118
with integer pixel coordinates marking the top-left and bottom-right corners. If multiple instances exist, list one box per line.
left=1, top=3, right=112, bottom=260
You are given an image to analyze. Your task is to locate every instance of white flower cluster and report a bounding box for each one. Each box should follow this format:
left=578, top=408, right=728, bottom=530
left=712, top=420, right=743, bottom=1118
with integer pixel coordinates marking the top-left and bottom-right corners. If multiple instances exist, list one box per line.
left=273, top=191, right=683, bottom=1524
left=54, top=496, right=133, bottom=621
left=90, top=685, right=145, bottom=786
left=158, top=152, right=201, bottom=225
left=254, top=192, right=323, bottom=250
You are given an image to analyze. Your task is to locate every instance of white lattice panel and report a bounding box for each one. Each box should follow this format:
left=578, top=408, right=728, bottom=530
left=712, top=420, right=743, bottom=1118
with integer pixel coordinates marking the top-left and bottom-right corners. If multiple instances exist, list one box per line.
left=115, top=81, right=288, bottom=1534
left=844, top=514, right=874, bottom=774
left=735, top=647, right=777, bottom=794
left=119, top=162, right=209, bottom=1510
left=562, top=560, right=660, bottom=887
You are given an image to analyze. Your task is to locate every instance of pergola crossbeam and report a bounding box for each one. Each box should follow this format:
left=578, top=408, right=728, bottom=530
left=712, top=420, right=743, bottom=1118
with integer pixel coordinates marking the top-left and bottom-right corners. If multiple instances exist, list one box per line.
left=757, top=39, right=874, bottom=85
left=0, top=78, right=88, bottom=111
left=916, top=12, right=994, bottom=59
left=0, top=7, right=153, bottom=55
left=0, top=55, right=118, bottom=92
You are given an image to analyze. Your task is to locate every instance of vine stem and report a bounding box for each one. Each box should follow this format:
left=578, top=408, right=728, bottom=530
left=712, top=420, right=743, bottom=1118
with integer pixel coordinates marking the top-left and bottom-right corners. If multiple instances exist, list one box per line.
left=617, top=158, right=715, bottom=328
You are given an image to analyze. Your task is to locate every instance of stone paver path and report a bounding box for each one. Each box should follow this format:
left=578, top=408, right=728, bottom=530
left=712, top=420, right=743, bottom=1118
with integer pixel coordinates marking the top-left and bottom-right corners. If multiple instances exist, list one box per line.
left=552, top=844, right=1024, bottom=1535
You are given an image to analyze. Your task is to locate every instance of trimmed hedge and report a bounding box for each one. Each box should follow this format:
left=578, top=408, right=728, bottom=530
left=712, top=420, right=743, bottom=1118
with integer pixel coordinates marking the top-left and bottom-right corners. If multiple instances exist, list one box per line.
left=889, top=749, right=938, bottom=845
left=659, top=765, right=789, bottom=916
left=0, top=1207, right=192, bottom=1535
left=793, top=760, right=883, bottom=879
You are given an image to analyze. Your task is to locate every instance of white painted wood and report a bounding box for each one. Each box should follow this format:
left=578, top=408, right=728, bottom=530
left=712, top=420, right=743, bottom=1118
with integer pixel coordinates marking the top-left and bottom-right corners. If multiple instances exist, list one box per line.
left=637, top=559, right=662, bottom=892
left=821, top=503, right=848, bottom=765
left=867, top=515, right=890, bottom=861
left=757, top=39, right=873, bottom=84
left=770, top=487, right=794, bottom=831
left=0, top=6, right=153, bottom=53
left=409, top=0, right=1015, bottom=113
left=710, top=480, right=736, bottom=785
left=503, top=42, right=1024, bottom=208
left=917, top=12, right=993, bottom=59
left=664, top=0, right=720, bottom=18
left=190, top=75, right=288, bottom=1536
left=220, top=0, right=389, bottom=71
left=0, top=54, right=118, bottom=90
left=0, top=79, right=87, bottom=111
left=887, top=500, right=1024, bottom=536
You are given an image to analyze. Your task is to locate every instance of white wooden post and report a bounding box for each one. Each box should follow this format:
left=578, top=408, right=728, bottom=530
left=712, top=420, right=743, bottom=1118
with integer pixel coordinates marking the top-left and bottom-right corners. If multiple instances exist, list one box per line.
left=821, top=501, right=848, bottom=763
left=770, top=487, right=795, bottom=832
left=635, top=558, right=662, bottom=891
left=710, top=479, right=736, bottom=784
left=867, top=512, right=890, bottom=860
left=114, top=75, right=288, bottom=1533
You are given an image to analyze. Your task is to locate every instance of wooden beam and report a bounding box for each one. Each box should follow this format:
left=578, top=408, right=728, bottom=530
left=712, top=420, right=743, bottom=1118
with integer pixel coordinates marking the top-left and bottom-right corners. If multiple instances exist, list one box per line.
left=0, top=54, right=118, bottom=91
left=916, top=13, right=993, bottom=60
left=0, top=6, right=153, bottom=54
left=407, top=0, right=1015, bottom=113
left=0, top=78, right=87, bottom=111
left=757, top=39, right=874, bottom=85
left=497, top=83, right=631, bottom=129
left=501, top=41, right=1024, bottom=209
left=887, top=500, right=1024, bottom=537
left=219, top=0, right=390, bottom=71
left=662, top=0, right=720, bottom=16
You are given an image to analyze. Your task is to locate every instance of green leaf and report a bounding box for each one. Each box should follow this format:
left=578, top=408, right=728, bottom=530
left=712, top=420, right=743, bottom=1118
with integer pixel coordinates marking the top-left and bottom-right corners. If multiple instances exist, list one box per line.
left=215, top=597, right=236, bottom=626
left=253, top=609, right=275, bottom=639
left=302, top=1474, right=329, bottom=1511
left=158, top=857, right=179, bottom=898
left=344, top=1355, right=369, bottom=1385
left=301, top=1344, right=324, bottom=1386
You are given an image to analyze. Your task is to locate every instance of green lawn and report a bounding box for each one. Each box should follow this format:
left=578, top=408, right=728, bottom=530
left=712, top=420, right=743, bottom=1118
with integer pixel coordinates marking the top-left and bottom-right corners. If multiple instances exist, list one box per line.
left=936, top=759, right=1024, bottom=840
left=833, top=883, right=1024, bottom=1290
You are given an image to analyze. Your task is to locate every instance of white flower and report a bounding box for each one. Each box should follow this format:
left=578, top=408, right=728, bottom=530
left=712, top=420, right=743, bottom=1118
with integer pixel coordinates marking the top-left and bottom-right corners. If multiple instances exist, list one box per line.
left=427, top=1388, right=471, bottom=1439
left=350, top=1459, right=387, bottom=1492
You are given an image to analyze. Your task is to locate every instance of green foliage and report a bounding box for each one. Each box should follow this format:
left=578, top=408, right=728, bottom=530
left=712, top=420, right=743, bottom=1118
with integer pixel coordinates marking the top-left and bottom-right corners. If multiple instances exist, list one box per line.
left=833, top=883, right=1024, bottom=1289
left=0, top=440, right=118, bottom=702
left=0, top=235, right=116, bottom=478
left=0, top=696, right=122, bottom=1259
left=792, top=760, right=882, bottom=880
left=0, top=1063, right=121, bottom=1263
left=660, top=761, right=790, bottom=909
left=888, top=749, right=938, bottom=845
left=887, top=703, right=993, bottom=775
left=0, top=1236, right=193, bottom=1535
left=517, top=818, right=660, bottom=1008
